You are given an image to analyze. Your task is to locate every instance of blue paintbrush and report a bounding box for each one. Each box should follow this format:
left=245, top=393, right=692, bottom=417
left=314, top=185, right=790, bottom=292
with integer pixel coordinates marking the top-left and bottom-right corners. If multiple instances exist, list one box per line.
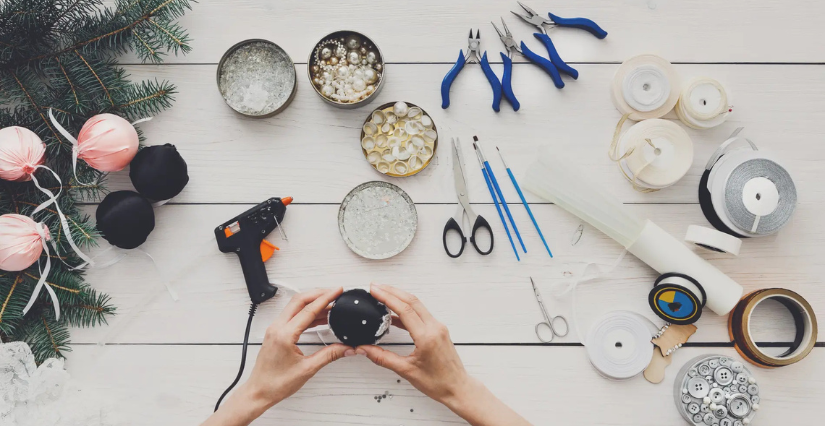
left=497, top=147, right=553, bottom=257
left=473, top=136, right=526, bottom=254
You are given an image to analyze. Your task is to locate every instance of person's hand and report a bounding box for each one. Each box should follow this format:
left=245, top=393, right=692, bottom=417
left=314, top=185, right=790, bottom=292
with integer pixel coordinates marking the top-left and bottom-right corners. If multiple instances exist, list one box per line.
left=355, top=284, right=473, bottom=405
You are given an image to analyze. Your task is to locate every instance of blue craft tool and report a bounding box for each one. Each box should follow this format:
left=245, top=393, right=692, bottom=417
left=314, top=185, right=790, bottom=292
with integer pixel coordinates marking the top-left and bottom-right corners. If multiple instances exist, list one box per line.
left=474, top=137, right=526, bottom=254
left=441, top=29, right=503, bottom=112
left=497, top=147, right=553, bottom=257
left=472, top=142, right=519, bottom=261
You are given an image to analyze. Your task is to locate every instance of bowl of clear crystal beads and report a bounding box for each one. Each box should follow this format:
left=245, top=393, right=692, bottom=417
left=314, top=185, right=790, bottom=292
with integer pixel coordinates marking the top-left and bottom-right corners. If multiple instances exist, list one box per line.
left=308, top=30, right=385, bottom=108
left=361, top=101, right=438, bottom=177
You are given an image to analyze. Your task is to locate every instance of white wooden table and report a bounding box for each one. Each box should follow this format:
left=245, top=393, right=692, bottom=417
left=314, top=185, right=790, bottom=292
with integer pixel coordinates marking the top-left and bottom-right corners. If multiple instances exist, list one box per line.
left=68, top=1, right=825, bottom=424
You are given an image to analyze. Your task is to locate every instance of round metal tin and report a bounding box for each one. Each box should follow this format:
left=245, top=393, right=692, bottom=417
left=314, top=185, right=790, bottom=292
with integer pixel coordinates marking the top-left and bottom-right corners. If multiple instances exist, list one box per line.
left=360, top=101, right=438, bottom=177
left=338, top=181, right=417, bottom=259
left=307, top=30, right=385, bottom=109
left=217, top=39, right=297, bottom=118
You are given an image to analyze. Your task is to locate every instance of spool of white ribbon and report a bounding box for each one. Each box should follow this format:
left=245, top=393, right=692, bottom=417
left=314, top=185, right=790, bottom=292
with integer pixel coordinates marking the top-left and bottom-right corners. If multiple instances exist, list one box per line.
left=611, top=54, right=681, bottom=120
left=685, top=225, right=742, bottom=255
left=675, top=77, right=732, bottom=129
left=609, top=115, right=693, bottom=192
left=585, top=310, right=658, bottom=380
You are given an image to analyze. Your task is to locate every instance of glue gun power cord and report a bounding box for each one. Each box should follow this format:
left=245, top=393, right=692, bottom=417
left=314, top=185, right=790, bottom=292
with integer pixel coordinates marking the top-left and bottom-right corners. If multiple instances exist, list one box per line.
left=214, top=303, right=258, bottom=412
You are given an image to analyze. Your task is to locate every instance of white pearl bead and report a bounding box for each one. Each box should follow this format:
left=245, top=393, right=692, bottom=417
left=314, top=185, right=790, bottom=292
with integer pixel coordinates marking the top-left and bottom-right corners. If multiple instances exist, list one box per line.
left=748, top=377, right=756, bottom=384
left=366, top=51, right=377, bottom=64
left=753, top=403, right=759, bottom=410
left=703, top=397, right=711, bottom=405
left=321, top=85, right=333, bottom=96
left=709, top=403, right=717, bottom=410
left=394, top=101, right=409, bottom=117
left=347, top=50, right=360, bottom=64
left=364, top=68, right=378, bottom=84
left=337, top=66, right=349, bottom=78
left=743, top=419, right=750, bottom=425
left=320, top=47, right=332, bottom=59
left=353, top=79, right=366, bottom=91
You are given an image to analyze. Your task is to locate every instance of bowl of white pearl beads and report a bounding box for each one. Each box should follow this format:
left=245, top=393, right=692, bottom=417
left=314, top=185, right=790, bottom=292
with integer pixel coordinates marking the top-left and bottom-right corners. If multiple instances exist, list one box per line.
left=308, top=31, right=385, bottom=108
left=361, top=101, right=438, bottom=177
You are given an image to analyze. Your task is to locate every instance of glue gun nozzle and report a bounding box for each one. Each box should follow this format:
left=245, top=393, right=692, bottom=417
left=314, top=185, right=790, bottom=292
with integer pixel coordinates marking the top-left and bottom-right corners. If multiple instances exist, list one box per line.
left=281, top=196, right=293, bottom=206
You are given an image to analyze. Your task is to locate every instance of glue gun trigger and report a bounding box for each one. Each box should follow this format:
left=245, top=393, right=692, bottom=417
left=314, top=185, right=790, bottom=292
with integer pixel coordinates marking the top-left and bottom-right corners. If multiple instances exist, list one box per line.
left=260, top=240, right=279, bottom=262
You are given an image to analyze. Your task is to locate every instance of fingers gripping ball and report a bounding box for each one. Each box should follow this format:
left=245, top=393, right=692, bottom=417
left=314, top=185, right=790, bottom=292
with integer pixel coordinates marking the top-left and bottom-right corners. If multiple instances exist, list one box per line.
left=0, top=126, right=46, bottom=182
left=328, top=289, right=391, bottom=347
left=129, top=144, right=190, bottom=201
left=0, top=214, right=49, bottom=271
left=96, top=191, right=155, bottom=249
left=77, top=114, right=139, bottom=172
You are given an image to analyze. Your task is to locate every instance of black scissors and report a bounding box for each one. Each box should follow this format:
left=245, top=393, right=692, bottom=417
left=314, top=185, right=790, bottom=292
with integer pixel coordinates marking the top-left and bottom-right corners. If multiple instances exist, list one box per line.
left=443, top=137, right=494, bottom=258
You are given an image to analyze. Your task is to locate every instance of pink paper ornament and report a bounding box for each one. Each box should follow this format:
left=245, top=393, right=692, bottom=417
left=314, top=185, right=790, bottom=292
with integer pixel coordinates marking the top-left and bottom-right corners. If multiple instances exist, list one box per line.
left=0, top=213, right=49, bottom=272
left=76, top=113, right=139, bottom=172
left=0, top=126, right=46, bottom=182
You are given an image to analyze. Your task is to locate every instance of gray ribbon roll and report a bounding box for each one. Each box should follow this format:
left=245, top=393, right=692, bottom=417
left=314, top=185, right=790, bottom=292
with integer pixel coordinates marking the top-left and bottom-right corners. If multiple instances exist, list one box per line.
left=724, top=158, right=797, bottom=236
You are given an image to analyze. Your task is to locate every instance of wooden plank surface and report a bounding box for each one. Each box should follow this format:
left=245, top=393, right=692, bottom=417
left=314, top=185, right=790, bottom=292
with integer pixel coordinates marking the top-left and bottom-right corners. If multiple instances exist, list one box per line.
left=56, top=1, right=825, bottom=425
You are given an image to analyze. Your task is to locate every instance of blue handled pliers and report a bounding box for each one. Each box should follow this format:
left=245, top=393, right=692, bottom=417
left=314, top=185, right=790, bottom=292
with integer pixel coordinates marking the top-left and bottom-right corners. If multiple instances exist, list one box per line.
left=441, top=29, right=503, bottom=112
left=511, top=2, right=608, bottom=85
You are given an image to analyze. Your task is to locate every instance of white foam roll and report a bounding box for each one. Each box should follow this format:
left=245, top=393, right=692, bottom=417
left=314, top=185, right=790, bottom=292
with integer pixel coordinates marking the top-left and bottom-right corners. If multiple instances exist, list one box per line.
left=616, top=119, right=693, bottom=189
left=611, top=54, right=681, bottom=120
left=675, top=77, right=732, bottom=129
left=585, top=311, right=657, bottom=380
left=685, top=225, right=742, bottom=255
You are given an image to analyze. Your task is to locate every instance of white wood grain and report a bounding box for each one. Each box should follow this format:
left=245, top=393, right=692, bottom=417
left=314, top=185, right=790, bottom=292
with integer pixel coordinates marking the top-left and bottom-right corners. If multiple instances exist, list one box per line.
left=67, top=344, right=825, bottom=425
left=108, top=63, right=825, bottom=204
left=69, top=203, right=822, bottom=345
left=116, top=0, right=825, bottom=64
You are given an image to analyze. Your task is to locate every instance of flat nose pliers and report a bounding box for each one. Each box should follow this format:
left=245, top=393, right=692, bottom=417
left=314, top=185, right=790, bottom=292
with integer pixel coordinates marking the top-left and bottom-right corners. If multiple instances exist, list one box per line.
left=441, top=29, right=503, bottom=112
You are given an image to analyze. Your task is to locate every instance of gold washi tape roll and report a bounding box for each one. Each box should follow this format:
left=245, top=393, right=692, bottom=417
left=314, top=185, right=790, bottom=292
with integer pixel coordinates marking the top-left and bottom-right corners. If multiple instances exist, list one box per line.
left=728, top=288, right=817, bottom=368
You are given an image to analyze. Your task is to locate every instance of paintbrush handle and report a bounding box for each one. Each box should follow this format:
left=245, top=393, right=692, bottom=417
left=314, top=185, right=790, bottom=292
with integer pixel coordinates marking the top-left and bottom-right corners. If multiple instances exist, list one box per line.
left=484, top=160, right=527, bottom=253
left=506, top=167, right=553, bottom=258
left=481, top=166, right=520, bottom=261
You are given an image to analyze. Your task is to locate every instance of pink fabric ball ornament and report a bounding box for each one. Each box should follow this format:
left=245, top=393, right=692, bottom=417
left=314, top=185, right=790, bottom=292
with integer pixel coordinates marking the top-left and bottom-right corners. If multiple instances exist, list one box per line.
left=76, top=113, right=139, bottom=172
left=0, top=214, right=49, bottom=272
left=0, top=126, right=46, bottom=182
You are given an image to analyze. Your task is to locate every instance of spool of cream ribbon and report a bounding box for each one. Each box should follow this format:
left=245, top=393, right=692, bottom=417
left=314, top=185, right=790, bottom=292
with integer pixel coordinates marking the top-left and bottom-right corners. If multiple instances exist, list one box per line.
left=609, top=115, right=693, bottom=192
left=585, top=310, right=658, bottom=380
left=675, top=77, right=732, bottom=129
left=685, top=225, right=742, bottom=255
left=611, top=54, right=681, bottom=120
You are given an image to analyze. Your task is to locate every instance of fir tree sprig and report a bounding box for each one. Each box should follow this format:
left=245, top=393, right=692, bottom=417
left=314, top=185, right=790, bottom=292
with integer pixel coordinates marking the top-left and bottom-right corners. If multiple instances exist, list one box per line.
left=0, top=0, right=193, bottom=363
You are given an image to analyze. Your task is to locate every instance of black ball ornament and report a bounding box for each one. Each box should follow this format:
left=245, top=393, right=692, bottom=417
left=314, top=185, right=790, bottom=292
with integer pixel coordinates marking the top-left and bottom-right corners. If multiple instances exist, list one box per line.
left=96, top=191, right=155, bottom=249
left=129, top=144, right=189, bottom=201
left=328, top=289, right=390, bottom=347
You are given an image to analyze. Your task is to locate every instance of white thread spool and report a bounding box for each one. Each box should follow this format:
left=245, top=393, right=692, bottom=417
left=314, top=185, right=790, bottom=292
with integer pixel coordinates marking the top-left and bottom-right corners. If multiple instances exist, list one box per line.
left=585, top=311, right=657, bottom=380
left=675, top=77, right=732, bottom=129
left=685, top=225, right=742, bottom=255
left=611, top=54, right=681, bottom=120
left=613, top=119, right=693, bottom=191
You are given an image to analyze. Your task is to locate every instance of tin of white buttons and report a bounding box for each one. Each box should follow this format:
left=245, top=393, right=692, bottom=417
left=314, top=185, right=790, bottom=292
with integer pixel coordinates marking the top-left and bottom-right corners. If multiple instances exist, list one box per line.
left=675, top=355, right=759, bottom=426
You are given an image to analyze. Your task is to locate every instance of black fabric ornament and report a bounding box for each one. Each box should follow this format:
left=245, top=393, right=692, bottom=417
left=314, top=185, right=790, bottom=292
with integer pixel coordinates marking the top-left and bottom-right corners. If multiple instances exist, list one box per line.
left=96, top=191, right=155, bottom=249
left=129, top=144, right=189, bottom=201
left=328, top=289, right=390, bottom=347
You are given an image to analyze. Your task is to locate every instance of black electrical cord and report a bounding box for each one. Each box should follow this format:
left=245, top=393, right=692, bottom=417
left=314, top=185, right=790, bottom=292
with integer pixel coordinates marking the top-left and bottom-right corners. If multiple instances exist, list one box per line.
left=214, top=303, right=258, bottom=412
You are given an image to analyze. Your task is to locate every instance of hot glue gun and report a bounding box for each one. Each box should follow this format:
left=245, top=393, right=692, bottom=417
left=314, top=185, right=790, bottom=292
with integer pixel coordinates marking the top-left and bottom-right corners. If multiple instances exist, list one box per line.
left=214, top=196, right=292, bottom=304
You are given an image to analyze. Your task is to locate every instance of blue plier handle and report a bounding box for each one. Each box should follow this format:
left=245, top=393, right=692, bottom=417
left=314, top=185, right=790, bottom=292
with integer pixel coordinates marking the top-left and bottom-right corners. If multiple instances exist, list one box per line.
left=441, top=30, right=503, bottom=112
left=548, top=13, right=608, bottom=39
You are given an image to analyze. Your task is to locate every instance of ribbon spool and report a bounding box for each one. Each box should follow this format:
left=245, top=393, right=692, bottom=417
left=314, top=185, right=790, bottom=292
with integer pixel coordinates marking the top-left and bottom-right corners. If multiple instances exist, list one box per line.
left=685, top=225, right=742, bottom=255
left=585, top=311, right=658, bottom=380
left=729, top=288, right=817, bottom=368
left=648, top=273, right=706, bottom=325
left=700, top=128, right=797, bottom=238
left=611, top=54, right=681, bottom=120
left=610, top=116, right=693, bottom=192
left=675, top=77, right=733, bottom=129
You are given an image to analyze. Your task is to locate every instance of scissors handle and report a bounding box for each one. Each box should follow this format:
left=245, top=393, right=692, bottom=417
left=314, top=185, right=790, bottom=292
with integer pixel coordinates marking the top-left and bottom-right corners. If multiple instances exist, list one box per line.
left=469, top=215, right=494, bottom=255
left=443, top=217, right=466, bottom=258
left=535, top=322, right=555, bottom=343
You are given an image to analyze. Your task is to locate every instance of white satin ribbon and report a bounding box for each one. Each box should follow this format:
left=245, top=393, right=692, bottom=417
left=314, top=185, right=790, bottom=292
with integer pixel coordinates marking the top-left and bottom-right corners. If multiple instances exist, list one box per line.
left=675, top=77, right=733, bottom=129
left=22, top=223, right=60, bottom=320
left=611, top=54, right=681, bottom=120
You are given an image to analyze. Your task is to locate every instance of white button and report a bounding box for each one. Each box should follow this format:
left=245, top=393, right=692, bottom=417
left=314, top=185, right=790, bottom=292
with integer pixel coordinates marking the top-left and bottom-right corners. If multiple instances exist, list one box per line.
left=731, top=362, right=744, bottom=373
left=728, top=395, right=751, bottom=418
left=714, top=367, right=734, bottom=385
left=688, top=403, right=701, bottom=414
left=710, top=388, right=726, bottom=404
left=688, top=378, right=711, bottom=399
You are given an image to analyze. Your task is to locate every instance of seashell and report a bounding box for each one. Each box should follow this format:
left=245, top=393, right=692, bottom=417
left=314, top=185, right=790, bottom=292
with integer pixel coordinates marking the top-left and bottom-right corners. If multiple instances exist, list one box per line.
left=393, top=101, right=409, bottom=117
left=393, top=128, right=408, bottom=139
left=409, top=155, right=423, bottom=170
left=407, top=107, right=422, bottom=119
left=376, top=162, right=390, bottom=174
left=361, top=136, right=375, bottom=150
left=367, top=151, right=382, bottom=164
left=391, top=146, right=401, bottom=158
left=410, top=135, right=425, bottom=149
left=388, top=137, right=402, bottom=148
left=420, top=115, right=433, bottom=128
left=372, top=110, right=385, bottom=125
left=363, top=122, right=377, bottom=136
left=396, top=146, right=411, bottom=161
left=375, top=134, right=388, bottom=148
left=420, top=145, right=433, bottom=160
left=385, top=112, right=397, bottom=124
left=381, top=122, right=392, bottom=134
left=423, top=129, right=437, bottom=143
left=394, top=162, right=408, bottom=175
left=405, top=120, right=424, bottom=135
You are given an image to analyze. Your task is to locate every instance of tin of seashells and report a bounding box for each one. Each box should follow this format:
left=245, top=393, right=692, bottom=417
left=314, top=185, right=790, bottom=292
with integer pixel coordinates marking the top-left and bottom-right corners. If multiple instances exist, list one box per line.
left=361, top=101, right=438, bottom=177
left=308, top=30, right=385, bottom=108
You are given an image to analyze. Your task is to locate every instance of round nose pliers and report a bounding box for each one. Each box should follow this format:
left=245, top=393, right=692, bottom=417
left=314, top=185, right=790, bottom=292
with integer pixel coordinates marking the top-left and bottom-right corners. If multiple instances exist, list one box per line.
left=441, top=29, right=503, bottom=112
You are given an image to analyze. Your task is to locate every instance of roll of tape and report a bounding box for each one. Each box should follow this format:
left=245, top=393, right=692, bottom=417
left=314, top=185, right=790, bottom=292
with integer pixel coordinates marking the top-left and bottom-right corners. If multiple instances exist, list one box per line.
left=585, top=311, right=658, bottom=379
left=674, top=77, right=733, bottom=129
left=728, top=288, right=817, bottom=368
left=611, top=54, right=681, bottom=120
left=649, top=273, right=706, bottom=325
left=610, top=116, right=693, bottom=192
left=700, top=128, right=797, bottom=237
left=685, top=225, right=742, bottom=255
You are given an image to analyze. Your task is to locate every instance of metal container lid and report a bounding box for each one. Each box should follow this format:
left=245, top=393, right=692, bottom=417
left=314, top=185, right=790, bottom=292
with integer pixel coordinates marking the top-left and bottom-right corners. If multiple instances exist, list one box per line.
left=307, top=30, right=385, bottom=109
left=338, top=181, right=417, bottom=259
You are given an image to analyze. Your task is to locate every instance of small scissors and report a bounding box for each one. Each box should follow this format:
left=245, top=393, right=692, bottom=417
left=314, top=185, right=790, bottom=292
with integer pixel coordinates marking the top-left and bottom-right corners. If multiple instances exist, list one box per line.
left=530, top=277, right=569, bottom=342
left=443, top=137, right=494, bottom=258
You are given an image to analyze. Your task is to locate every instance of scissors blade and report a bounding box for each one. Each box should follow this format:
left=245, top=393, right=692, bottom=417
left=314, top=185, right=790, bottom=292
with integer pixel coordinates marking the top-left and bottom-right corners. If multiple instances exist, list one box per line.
left=530, top=277, right=543, bottom=302
left=451, top=138, right=471, bottom=208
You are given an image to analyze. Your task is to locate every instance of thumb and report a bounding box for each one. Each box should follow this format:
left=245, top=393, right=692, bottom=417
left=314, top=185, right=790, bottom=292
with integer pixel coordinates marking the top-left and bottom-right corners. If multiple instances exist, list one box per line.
left=356, top=345, right=409, bottom=374
left=304, top=343, right=350, bottom=374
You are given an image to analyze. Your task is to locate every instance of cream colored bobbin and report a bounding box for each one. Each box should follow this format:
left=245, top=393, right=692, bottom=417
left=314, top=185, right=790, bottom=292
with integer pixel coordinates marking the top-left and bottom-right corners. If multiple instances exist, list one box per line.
left=675, top=77, right=732, bottom=129
left=611, top=54, right=681, bottom=120
left=685, top=225, right=742, bottom=255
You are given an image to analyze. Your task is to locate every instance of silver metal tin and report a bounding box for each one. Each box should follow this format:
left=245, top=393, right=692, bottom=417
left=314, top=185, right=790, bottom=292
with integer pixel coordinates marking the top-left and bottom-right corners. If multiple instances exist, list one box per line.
left=307, top=30, right=385, bottom=109
left=674, top=355, right=759, bottom=426
left=338, top=181, right=417, bottom=259
left=216, top=39, right=297, bottom=118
